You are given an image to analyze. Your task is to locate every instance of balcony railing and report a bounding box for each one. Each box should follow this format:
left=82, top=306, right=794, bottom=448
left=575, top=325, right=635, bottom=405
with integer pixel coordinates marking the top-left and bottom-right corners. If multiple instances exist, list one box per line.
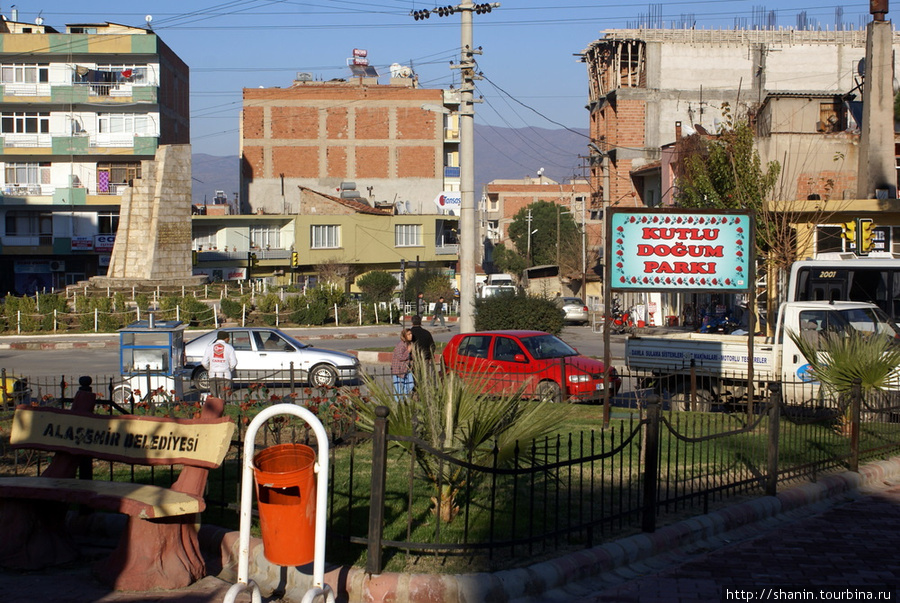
left=3, top=134, right=52, bottom=148
left=2, top=83, right=51, bottom=96
left=435, top=244, right=459, bottom=256
left=444, top=166, right=460, bottom=179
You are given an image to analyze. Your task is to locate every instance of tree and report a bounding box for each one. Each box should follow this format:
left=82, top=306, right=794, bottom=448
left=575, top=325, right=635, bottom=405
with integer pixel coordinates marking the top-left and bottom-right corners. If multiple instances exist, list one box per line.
left=674, top=111, right=784, bottom=330
left=401, top=267, right=450, bottom=304
left=490, top=242, right=527, bottom=277
left=315, top=257, right=358, bottom=291
left=507, top=200, right=581, bottom=269
left=355, top=271, right=398, bottom=303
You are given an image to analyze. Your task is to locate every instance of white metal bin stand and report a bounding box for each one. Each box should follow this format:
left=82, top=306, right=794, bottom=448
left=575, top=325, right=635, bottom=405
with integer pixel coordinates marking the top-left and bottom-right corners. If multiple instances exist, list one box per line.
left=223, top=403, right=335, bottom=603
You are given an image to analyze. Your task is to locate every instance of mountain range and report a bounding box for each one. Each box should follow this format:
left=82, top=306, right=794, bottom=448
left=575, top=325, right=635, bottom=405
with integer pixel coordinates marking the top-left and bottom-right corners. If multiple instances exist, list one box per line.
left=191, top=125, right=591, bottom=206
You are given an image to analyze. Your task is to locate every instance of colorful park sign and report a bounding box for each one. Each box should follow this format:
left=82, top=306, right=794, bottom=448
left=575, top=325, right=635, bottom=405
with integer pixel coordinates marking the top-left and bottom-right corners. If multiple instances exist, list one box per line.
left=608, top=209, right=753, bottom=292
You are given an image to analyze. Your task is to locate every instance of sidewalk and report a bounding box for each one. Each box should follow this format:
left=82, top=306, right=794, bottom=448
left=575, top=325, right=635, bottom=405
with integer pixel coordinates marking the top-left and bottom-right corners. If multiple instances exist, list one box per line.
left=3, top=457, right=899, bottom=603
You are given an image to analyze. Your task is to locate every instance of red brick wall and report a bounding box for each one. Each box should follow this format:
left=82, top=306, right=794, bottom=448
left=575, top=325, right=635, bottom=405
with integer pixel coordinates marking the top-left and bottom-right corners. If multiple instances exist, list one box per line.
left=273, top=146, right=318, bottom=178
left=326, top=146, right=347, bottom=178
left=796, top=171, right=858, bottom=201
left=326, top=107, right=349, bottom=139
left=299, top=190, right=355, bottom=215
left=590, top=99, right=646, bottom=206
left=396, top=108, right=436, bottom=140
left=243, top=107, right=265, bottom=139
left=356, top=146, right=389, bottom=178
left=397, top=146, right=434, bottom=177
left=355, top=108, right=389, bottom=139
left=242, top=146, right=265, bottom=178
left=271, top=106, right=318, bottom=139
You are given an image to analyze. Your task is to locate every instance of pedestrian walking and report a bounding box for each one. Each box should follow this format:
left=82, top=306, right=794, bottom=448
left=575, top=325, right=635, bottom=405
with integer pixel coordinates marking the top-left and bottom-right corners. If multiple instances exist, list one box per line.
left=390, top=328, right=414, bottom=396
left=431, top=296, right=446, bottom=328
left=409, top=315, right=436, bottom=389
left=202, top=331, right=237, bottom=400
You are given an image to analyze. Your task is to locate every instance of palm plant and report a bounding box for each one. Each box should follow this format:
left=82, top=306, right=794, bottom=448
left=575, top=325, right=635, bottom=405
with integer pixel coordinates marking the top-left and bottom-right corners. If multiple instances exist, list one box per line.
left=788, top=327, right=900, bottom=431
left=352, top=353, right=569, bottom=522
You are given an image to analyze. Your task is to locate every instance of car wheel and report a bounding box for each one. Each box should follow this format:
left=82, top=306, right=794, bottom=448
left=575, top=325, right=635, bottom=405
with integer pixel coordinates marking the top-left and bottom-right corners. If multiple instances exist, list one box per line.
left=536, top=380, right=563, bottom=403
left=669, top=387, right=714, bottom=412
left=192, top=368, right=210, bottom=391
left=112, top=385, right=132, bottom=405
left=309, top=364, right=338, bottom=387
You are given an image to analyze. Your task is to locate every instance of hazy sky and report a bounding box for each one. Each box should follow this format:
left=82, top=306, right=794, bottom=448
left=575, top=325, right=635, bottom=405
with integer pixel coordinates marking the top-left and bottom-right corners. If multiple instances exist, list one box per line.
left=14, top=0, right=875, bottom=158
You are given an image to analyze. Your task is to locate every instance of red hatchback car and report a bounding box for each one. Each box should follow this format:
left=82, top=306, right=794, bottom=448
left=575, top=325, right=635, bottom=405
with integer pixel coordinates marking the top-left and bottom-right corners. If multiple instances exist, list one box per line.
left=441, top=330, right=621, bottom=403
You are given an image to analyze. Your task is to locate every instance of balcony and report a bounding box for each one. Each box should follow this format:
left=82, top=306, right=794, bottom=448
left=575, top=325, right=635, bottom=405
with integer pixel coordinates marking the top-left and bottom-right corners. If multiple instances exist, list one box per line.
left=444, top=166, right=460, bottom=179
left=444, top=128, right=459, bottom=142
left=3, top=134, right=52, bottom=149
left=3, top=184, right=52, bottom=196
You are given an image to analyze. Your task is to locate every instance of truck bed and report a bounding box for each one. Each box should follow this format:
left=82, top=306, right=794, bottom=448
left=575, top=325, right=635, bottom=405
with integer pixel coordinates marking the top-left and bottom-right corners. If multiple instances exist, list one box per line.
left=625, top=332, right=777, bottom=378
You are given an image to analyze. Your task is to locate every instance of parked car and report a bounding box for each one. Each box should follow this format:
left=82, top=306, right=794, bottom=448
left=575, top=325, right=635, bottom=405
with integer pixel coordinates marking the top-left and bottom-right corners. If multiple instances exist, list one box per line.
left=441, top=330, right=620, bottom=403
left=184, top=328, right=360, bottom=389
left=555, top=296, right=590, bottom=325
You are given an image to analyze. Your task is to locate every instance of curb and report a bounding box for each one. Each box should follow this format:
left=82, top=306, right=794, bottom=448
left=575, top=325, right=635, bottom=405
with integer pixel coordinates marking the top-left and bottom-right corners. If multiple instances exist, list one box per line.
left=203, top=455, right=900, bottom=602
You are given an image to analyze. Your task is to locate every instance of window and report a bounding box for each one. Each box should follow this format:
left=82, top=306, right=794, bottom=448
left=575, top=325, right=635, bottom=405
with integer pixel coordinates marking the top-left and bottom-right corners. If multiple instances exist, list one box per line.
left=98, top=211, right=119, bottom=235
left=5, top=162, right=50, bottom=186
left=395, top=224, right=422, bottom=247
left=98, top=113, right=150, bottom=134
left=311, top=225, right=340, bottom=249
left=0, top=63, right=48, bottom=83
left=487, top=196, right=499, bottom=212
left=493, top=337, right=525, bottom=362
left=97, top=162, right=141, bottom=193
left=250, top=224, right=281, bottom=249
left=5, top=211, right=52, bottom=237
left=1, top=111, right=49, bottom=134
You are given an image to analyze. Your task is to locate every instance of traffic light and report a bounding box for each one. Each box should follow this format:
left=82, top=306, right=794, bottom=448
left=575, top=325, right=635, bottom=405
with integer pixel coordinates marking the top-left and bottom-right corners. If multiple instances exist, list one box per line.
left=411, top=9, right=430, bottom=20
left=192, top=250, right=198, bottom=266
left=859, top=219, right=876, bottom=254
left=436, top=5, right=455, bottom=16
left=474, top=3, right=493, bottom=14
left=249, top=253, right=258, bottom=267
left=291, top=251, right=299, bottom=267
left=841, top=220, right=856, bottom=243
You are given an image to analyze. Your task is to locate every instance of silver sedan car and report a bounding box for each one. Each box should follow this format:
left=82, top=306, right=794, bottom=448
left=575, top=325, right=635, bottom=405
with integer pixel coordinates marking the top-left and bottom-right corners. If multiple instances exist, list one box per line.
left=184, top=328, right=360, bottom=389
left=555, top=297, right=590, bottom=325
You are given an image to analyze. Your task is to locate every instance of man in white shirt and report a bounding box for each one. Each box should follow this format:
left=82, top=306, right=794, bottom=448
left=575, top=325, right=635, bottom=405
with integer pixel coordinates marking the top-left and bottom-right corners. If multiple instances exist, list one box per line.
left=202, top=331, right=237, bottom=400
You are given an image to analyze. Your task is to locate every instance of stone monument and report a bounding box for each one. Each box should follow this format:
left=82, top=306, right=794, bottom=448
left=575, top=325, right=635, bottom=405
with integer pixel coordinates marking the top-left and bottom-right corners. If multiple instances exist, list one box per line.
left=91, top=144, right=207, bottom=288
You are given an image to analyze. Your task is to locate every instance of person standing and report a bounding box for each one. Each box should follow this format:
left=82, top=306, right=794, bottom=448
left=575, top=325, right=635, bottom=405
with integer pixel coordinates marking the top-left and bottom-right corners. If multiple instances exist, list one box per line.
left=390, top=328, right=414, bottom=396
left=431, top=296, right=446, bottom=328
left=409, top=315, right=436, bottom=382
left=416, top=292, right=427, bottom=317
left=202, top=331, right=237, bottom=400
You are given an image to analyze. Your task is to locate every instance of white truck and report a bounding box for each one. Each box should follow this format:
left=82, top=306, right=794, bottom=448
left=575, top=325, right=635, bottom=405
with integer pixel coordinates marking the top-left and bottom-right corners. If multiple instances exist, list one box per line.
left=625, top=300, right=900, bottom=410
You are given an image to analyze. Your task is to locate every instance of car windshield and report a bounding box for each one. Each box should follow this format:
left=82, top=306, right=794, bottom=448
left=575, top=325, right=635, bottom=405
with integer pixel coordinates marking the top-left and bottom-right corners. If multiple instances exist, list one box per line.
left=519, top=334, right=577, bottom=359
left=834, top=307, right=900, bottom=340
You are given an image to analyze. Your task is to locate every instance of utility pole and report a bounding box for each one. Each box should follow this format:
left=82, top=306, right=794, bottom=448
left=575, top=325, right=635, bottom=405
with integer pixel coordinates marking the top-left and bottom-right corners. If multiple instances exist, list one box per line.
left=411, top=2, right=499, bottom=333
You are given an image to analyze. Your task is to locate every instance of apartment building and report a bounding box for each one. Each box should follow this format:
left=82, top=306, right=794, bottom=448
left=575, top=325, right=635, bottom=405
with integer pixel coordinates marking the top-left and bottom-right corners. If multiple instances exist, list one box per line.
left=240, top=72, right=460, bottom=217
left=581, top=28, right=900, bottom=209
left=0, top=15, right=189, bottom=294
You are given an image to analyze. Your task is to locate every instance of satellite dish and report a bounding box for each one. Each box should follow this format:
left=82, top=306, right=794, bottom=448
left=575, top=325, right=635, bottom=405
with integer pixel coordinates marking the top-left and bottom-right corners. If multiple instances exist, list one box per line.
left=857, top=57, right=866, bottom=78
left=390, top=63, right=402, bottom=78
left=35, top=16, right=43, bottom=25
left=399, top=67, right=412, bottom=78
left=145, top=15, right=153, bottom=27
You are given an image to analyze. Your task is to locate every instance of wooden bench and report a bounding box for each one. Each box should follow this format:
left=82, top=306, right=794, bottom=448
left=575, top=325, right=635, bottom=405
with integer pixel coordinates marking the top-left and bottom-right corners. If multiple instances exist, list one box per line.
left=0, top=381, right=235, bottom=591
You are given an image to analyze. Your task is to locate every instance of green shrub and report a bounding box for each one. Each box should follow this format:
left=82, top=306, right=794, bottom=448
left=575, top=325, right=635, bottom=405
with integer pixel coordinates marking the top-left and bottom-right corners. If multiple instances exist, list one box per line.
left=474, top=294, right=564, bottom=335
left=256, top=293, right=282, bottom=326
left=356, top=270, right=398, bottom=303
left=309, top=283, right=346, bottom=308
left=219, top=297, right=244, bottom=321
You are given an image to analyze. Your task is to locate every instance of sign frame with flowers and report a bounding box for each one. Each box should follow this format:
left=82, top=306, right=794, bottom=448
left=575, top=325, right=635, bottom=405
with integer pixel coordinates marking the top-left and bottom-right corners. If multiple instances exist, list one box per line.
left=607, top=208, right=754, bottom=293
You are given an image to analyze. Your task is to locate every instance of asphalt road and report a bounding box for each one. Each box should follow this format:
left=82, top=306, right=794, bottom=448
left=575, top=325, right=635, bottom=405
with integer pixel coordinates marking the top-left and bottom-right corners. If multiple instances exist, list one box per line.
left=0, top=323, right=627, bottom=381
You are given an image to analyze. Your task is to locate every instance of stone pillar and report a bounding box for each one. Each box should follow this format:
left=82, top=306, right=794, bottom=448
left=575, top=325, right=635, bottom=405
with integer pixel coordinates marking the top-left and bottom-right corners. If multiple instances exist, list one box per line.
left=856, top=19, right=896, bottom=199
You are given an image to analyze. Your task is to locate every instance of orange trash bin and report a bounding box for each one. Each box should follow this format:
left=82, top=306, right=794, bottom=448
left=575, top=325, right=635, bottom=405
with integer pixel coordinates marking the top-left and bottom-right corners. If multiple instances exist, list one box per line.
left=252, top=443, right=317, bottom=566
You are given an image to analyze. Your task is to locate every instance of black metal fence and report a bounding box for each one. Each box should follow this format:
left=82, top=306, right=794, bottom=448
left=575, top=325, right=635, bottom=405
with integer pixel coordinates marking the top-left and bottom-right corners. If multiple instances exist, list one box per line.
left=2, top=367, right=900, bottom=575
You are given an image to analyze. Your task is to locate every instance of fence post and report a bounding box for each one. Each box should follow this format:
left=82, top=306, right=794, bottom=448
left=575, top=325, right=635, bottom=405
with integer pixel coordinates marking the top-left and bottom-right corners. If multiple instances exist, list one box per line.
left=358, top=302, right=363, bottom=326
left=1, top=368, right=8, bottom=408
left=641, top=395, right=661, bottom=533
left=176, top=305, right=181, bottom=322
left=334, top=303, right=339, bottom=326
left=765, top=383, right=782, bottom=496
left=17, top=310, right=20, bottom=334
left=94, top=308, right=98, bottom=333
left=849, top=378, right=862, bottom=472
left=374, top=303, right=379, bottom=325
left=53, top=309, right=57, bottom=333
left=241, top=304, right=246, bottom=327
left=558, top=358, right=567, bottom=403
left=275, top=304, right=279, bottom=327
left=367, top=405, right=390, bottom=575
